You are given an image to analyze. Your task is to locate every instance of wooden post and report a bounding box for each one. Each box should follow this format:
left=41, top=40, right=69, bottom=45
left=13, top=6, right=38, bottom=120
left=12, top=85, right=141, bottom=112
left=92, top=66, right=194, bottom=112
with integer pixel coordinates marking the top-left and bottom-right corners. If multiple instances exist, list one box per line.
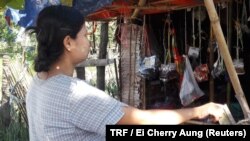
left=204, top=0, right=250, bottom=119
left=97, top=22, right=109, bottom=91
left=114, top=59, right=122, bottom=101
left=75, top=67, right=85, bottom=80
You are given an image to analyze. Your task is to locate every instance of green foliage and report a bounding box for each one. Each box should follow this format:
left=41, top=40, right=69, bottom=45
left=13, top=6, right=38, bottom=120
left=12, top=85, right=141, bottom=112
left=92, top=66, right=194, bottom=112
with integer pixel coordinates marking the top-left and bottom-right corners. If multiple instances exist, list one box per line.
left=6, top=0, right=25, bottom=10
left=0, top=120, right=29, bottom=141
left=0, top=107, right=29, bottom=141
left=0, top=0, right=24, bottom=9
left=0, top=10, right=37, bottom=71
left=24, top=45, right=36, bottom=68
left=88, top=78, right=97, bottom=87
left=0, top=11, right=18, bottom=46
left=105, top=78, right=118, bottom=98
left=0, top=10, right=24, bottom=61
left=0, top=0, right=9, bottom=9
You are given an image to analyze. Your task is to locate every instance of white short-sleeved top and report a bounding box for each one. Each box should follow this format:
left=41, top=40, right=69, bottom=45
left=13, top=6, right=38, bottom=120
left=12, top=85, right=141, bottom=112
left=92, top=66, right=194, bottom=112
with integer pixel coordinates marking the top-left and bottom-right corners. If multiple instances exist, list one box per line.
left=26, top=74, right=126, bottom=141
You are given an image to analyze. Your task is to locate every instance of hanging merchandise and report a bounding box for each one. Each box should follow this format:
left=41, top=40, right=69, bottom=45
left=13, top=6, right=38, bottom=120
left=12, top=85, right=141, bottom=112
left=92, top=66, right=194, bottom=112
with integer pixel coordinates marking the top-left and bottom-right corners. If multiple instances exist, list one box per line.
left=159, top=15, right=179, bottom=82
left=193, top=6, right=209, bottom=82
left=171, top=28, right=184, bottom=85
left=179, top=55, right=205, bottom=106
left=211, top=4, right=226, bottom=79
left=172, top=29, right=183, bottom=75
left=156, top=15, right=182, bottom=109
left=188, top=8, right=200, bottom=59
left=138, top=18, right=160, bottom=80
left=184, top=9, right=188, bottom=54
left=211, top=4, right=228, bottom=79
left=211, top=42, right=225, bottom=79
left=233, top=2, right=245, bottom=75
left=138, top=55, right=160, bottom=80
left=194, top=64, right=209, bottom=82
left=240, top=0, right=250, bottom=34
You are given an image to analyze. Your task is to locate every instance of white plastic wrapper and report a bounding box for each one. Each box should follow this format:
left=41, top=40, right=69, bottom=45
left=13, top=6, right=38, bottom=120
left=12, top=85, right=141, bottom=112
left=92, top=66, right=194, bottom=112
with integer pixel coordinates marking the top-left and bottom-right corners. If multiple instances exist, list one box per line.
left=179, top=55, right=204, bottom=106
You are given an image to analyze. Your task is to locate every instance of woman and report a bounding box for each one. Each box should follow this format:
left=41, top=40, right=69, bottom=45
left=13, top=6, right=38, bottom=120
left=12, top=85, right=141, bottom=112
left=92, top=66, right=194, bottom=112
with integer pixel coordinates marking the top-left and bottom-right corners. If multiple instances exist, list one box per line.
left=26, top=5, right=224, bottom=141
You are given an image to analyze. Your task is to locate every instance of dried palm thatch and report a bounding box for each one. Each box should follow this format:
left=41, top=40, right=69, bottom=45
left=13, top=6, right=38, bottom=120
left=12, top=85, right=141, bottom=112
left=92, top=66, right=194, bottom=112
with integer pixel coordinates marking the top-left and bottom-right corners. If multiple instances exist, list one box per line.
left=2, top=56, right=33, bottom=127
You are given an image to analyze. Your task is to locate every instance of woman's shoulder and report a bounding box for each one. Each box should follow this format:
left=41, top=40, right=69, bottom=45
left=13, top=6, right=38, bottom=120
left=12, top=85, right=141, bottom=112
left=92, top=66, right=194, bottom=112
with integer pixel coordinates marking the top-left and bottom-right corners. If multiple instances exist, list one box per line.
left=38, top=74, right=87, bottom=90
left=52, top=74, right=94, bottom=90
left=48, top=74, right=83, bottom=83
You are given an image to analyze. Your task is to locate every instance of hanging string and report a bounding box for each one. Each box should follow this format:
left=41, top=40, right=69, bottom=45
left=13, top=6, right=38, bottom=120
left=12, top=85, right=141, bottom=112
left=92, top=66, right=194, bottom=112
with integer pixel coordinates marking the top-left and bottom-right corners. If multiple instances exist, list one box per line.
left=240, top=0, right=246, bottom=50
left=218, top=4, right=224, bottom=69
left=163, top=19, right=168, bottom=64
left=184, top=10, right=187, bottom=54
left=167, top=14, right=172, bottom=64
left=236, top=1, right=240, bottom=60
left=142, top=15, right=146, bottom=51
left=199, top=6, right=202, bottom=64
left=141, top=15, right=150, bottom=56
left=227, top=2, right=229, bottom=46
left=241, top=0, right=247, bottom=26
left=192, top=8, right=195, bottom=47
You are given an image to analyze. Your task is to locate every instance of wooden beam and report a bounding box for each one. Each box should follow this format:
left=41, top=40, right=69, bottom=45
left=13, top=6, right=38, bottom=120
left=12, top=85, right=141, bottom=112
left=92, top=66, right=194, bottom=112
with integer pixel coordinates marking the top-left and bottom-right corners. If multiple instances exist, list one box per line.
left=150, top=0, right=175, bottom=5
left=131, top=0, right=147, bottom=19
left=76, top=59, right=114, bottom=67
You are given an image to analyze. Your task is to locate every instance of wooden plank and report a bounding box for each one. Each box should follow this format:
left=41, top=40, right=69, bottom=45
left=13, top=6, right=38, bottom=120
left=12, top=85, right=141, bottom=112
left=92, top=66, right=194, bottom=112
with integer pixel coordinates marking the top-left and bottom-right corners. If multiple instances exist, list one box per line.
left=76, top=59, right=114, bottom=67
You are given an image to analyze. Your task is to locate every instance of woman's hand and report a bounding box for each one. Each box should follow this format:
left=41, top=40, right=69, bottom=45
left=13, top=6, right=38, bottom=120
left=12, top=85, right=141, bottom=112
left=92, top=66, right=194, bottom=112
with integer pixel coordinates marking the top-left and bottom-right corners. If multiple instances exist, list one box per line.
left=197, top=102, right=225, bottom=122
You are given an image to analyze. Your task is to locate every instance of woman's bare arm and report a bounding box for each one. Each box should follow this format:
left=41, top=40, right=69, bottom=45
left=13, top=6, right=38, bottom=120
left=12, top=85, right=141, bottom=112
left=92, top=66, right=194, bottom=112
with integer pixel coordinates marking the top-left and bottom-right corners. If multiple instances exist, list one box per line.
left=117, top=102, right=224, bottom=125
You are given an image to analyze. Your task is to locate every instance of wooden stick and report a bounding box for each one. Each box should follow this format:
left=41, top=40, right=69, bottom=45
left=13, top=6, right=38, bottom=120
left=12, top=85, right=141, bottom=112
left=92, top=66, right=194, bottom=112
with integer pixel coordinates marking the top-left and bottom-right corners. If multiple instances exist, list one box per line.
left=131, top=0, right=147, bottom=19
left=204, top=0, right=250, bottom=119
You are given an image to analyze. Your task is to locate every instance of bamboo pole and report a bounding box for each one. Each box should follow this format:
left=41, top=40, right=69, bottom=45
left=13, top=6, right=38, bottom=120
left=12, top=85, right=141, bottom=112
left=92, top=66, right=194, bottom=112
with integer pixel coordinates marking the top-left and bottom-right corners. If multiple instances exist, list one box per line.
left=204, top=0, right=250, bottom=119
left=131, top=0, right=147, bottom=19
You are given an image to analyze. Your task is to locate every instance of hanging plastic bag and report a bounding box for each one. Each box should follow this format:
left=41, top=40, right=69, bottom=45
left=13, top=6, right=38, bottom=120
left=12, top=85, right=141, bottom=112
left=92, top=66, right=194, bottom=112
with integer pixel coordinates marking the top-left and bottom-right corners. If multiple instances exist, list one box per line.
left=233, top=11, right=245, bottom=75
left=138, top=55, right=159, bottom=80
left=188, top=8, right=200, bottom=59
left=233, top=58, right=245, bottom=75
left=191, top=6, right=210, bottom=83
left=179, top=55, right=204, bottom=106
left=159, top=63, right=179, bottom=82
left=211, top=43, right=225, bottom=78
left=211, top=61, right=225, bottom=79
left=194, top=64, right=209, bottom=82
left=188, top=47, right=200, bottom=58
left=159, top=21, right=179, bottom=82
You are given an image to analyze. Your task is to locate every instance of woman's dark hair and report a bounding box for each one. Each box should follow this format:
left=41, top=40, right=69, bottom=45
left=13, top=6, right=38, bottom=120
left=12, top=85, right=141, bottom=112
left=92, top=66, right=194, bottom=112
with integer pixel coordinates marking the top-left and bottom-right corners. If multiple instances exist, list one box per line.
left=26, top=5, right=85, bottom=72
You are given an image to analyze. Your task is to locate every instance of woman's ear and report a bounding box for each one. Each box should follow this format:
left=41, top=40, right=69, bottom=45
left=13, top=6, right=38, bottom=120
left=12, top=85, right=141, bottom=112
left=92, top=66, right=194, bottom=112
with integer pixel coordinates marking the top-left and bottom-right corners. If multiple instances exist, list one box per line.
left=63, top=35, right=72, bottom=51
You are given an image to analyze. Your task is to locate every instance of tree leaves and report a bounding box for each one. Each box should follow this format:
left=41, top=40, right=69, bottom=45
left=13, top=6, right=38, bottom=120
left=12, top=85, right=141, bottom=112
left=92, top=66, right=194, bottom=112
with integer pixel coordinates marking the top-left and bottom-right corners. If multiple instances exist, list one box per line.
left=0, top=0, right=24, bottom=10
